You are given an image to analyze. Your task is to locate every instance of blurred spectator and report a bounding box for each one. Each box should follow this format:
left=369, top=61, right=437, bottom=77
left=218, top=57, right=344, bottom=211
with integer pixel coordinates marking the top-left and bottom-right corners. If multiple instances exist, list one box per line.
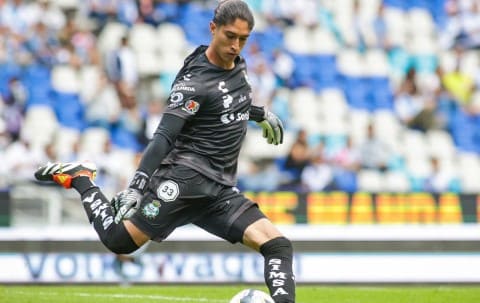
left=0, top=0, right=475, bottom=195
left=394, top=68, right=442, bottom=132
left=2, top=78, right=26, bottom=141
left=441, top=0, right=480, bottom=49
left=358, top=123, right=392, bottom=172
left=138, top=0, right=158, bottom=26
left=153, top=0, right=180, bottom=24
left=84, top=0, right=117, bottom=31
left=331, top=135, right=361, bottom=173
left=28, top=0, right=66, bottom=32
left=1, top=0, right=30, bottom=36
left=441, top=51, right=475, bottom=106
left=301, top=145, right=335, bottom=192
left=70, top=19, right=100, bottom=65
left=249, top=57, right=277, bottom=106
left=349, top=0, right=367, bottom=53
left=0, top=118, right=10, bottom=150
left=117, top=0, right=138, bottom=27
left=370, top=3, right=390, bottom=50
left=277, top=129, right=312, bottom=190
left=84, top=71, right=122, bottom=128
left=245, top=42, right=277, bottom=106
left=290, top=0, right=318, bottom=28
left=423, top=156, right=458, bottom=193
left=271, top=48, right=294, bottom=88
left=39, top=141, right=60, bottom=164
left=55, top=41, right=83, bottom=68
left=238, top=158, right=282, bottom=192
left=261, top=0, right=297, bottom=26
left=105, top=36, right=138, bottom=106
left=408, top=94, right=443, bottom=132
left=138, top=99, right=164, bottom=147
left=26, top=21, right=60, bottom=66
left=394, top=68, right=424, bottom=126
left=111, top=88, right=143, bottom=152
left=330, top=135, right=360, bottom=192
left=3, top=138, right=42, bottom=182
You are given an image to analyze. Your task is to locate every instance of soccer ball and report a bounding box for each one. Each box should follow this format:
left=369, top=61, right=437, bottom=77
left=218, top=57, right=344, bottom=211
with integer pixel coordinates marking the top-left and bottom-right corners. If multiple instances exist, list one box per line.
left=229, top=289, right=274, bottom=303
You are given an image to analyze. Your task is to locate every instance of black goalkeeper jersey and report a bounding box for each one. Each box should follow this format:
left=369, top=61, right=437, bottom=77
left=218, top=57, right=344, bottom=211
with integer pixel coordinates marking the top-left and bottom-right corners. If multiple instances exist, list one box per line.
left=160, top=45, right=254, bottom=186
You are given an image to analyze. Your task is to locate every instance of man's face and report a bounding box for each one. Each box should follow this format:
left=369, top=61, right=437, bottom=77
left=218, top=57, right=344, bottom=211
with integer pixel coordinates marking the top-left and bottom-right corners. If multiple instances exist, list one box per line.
left=210, top=18, right=251, bottom=66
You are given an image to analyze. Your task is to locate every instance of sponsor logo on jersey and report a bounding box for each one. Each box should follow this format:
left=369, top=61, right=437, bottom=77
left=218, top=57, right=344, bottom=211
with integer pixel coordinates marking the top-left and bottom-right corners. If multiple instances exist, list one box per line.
left=223, top=94, right=233, bottom=108
left=170, top=92, right=184, bottom=103
left=238, top=94, right=247, bottom=103
left=142, top=200, right=161, bottom=219
left=218, top=81, right=229, bottom=93
left=182, top=100, right=200, bottom=114
left=183, top=73, right=192, bottom=81
left=220, top=111, right=249, bottom=124
left=172, top=83, right=195, bottom=92
left=168, top=92, right=184, bottom=109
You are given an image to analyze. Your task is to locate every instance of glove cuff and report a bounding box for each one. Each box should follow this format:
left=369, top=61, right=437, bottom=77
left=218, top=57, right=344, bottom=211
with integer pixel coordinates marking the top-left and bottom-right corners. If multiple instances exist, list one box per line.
left=249, top=105, right=266, bottom=122
left=129, top=171, right=149, bottom=193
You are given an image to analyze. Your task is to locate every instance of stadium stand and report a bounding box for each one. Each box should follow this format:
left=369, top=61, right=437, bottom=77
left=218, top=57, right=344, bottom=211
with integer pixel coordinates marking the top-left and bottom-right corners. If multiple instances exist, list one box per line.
left=0, top=0, right=479, bottom=198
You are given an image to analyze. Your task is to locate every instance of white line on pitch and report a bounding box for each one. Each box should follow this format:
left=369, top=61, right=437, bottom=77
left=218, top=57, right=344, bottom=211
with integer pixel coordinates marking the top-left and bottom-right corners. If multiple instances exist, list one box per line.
left=7, top=290, right=228, bottom=303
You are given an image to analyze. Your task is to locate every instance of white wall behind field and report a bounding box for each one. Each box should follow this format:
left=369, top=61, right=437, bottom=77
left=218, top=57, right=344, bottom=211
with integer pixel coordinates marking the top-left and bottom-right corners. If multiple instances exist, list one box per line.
left=1, top=252, right=480, bottom=284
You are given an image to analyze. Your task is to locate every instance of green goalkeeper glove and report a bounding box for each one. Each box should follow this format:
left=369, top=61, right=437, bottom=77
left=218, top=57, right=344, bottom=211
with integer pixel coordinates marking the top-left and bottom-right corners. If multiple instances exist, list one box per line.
left=258, top=110, right=284, bottom=145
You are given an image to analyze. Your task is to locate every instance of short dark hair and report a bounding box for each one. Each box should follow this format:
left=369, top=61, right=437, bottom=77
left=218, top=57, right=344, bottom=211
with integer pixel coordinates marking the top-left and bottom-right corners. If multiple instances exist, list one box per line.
left=212, top=0, right=255, bottom=31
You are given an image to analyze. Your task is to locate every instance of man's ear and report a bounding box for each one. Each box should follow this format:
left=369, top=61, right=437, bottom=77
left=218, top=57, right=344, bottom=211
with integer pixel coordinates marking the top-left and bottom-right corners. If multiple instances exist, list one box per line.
left=209, top=21, right=216, bottom=35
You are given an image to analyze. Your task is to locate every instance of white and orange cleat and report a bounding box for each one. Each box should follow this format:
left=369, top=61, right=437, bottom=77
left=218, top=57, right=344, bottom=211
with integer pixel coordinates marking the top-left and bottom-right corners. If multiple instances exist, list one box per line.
left=34, top=162, right=97, bottom=189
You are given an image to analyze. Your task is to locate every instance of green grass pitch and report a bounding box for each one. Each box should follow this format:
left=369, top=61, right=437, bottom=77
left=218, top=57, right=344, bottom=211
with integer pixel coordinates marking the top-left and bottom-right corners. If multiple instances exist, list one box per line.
left=2, top=285, right=480, bottom=303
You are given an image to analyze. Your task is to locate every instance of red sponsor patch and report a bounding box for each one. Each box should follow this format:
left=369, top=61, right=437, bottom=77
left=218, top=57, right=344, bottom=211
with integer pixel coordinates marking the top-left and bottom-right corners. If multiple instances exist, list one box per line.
left=183, top=100, right=200, bottom=114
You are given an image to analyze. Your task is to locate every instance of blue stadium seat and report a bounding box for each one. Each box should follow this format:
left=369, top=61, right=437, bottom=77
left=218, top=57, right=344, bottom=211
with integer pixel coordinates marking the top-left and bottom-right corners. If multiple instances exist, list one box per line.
left=311, top=54, right=339, bottom=91
left=22, top=64, right=53, bottom=108
left=383, top=0, right=408, bottom=10
left=52, top=91, right=86, bottom=131
left=449, top=109, right=479, bottom=153
left=0, top=62, right=21, bottom=95
left=290, top=54, right=315, bottom=88
left=154, top=2, right=179, bottom=23
left=259, top=25, right=284, bottom=55
left=341, top=75, right=370, bottom=110
left=178, top=3, right=212, bottom=45
left=333, top=169, right=357, bottom=193
left=110, top=124, right=142, bottom=152
left=369, top=76, right=393, bottom=110
left=407, top=0, right=433, bottom=11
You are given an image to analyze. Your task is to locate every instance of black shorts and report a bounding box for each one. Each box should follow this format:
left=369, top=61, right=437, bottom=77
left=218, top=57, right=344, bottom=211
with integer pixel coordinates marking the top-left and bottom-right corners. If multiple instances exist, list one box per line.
left=129, top=164, right=265, bottom=243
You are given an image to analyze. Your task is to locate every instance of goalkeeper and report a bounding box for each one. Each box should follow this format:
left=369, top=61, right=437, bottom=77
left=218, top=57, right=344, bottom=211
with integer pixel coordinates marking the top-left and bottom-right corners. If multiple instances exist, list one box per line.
left=34, top=1, right=294, bottom=302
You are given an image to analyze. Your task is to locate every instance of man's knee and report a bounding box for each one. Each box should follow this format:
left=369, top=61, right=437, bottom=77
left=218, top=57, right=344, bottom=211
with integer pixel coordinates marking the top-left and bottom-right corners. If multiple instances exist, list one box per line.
left=101, top=223, right=139, bottom=254
left=242, top=217, right=283, bottom=250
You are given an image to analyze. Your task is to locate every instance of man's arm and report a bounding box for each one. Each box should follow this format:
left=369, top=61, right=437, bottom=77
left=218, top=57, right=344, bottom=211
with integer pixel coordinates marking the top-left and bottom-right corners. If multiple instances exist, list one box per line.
left=135, top=114, right=185, bottom=178
left=112, top=114, right=185, bottom=222
left=129, top=113, right=185, bottom=191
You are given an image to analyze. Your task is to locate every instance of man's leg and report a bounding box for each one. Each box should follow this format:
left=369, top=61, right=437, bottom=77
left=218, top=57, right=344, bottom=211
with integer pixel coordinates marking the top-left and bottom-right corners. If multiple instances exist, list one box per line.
left=243, top=218, right=296, bottom=303
left=192, top=186, right=296, bottom=303
left=34, top=162, right=149, bottom=253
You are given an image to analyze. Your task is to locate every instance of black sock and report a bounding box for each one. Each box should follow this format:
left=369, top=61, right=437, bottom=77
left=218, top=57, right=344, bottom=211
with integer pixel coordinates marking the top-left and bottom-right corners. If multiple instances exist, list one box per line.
left=78, top=186, right=138, bottom=254
left=72, top=176, right=98, bottom=195
left=79, top=186, right=115, bottom=230
left=260, top=237, right=296, bottom=303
